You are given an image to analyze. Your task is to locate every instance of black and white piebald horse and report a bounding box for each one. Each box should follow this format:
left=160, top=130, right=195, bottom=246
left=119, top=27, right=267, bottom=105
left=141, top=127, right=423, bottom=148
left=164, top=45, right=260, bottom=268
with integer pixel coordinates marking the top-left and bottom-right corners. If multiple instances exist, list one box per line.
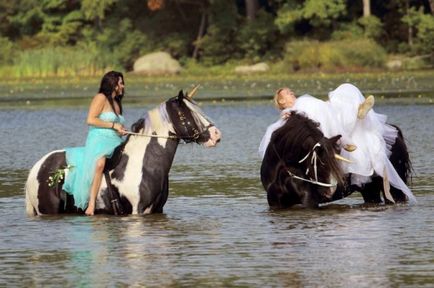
left=261, top=112, right=412, bottom=208
left=25, top=90, right=221, bottom=216
left=261, top=112, right=348, bottom=208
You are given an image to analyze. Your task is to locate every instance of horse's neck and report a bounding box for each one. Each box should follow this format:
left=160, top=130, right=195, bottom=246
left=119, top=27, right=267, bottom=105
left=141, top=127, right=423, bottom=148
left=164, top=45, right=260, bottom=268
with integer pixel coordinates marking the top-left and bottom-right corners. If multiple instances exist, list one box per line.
left=146, top=106, right=173, bottom=139
left=124, top=105, right=177, bottom=156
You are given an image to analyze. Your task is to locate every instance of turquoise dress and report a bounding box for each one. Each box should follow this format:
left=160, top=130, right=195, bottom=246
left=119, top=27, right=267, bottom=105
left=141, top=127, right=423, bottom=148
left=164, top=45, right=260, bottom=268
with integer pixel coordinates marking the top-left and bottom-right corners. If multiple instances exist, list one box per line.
left=62, top=112, right=125, bottom=210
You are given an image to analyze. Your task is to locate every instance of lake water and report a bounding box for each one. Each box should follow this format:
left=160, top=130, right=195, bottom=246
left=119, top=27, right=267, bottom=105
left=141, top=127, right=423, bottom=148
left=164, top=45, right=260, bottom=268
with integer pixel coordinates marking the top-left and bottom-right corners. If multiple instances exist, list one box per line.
left=0, top=101, right=433, bottom=287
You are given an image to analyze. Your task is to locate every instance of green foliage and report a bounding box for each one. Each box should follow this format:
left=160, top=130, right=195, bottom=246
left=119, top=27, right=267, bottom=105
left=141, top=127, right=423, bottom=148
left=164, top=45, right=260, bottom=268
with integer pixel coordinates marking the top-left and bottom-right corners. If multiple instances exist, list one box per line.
left=302, top=0, right=346, bottom=26
left=47, top=165, right=73, bottom=188
left=116, top=30, right=150, bottom=70
left=236, top=10, right=279, bottom=63
left=13, top=45, right=117, bottom=77
left=197, top=1, right=240, bottom=65
left=81, top=0, right=117, bottom=21
left=39, top=10, right=85, bottom=45
left=1, top=0, right=433, bottom=77
left=154, top=33, right=190, bottom=60
left=358, top=16, right=383, bottom=40
left=332, top=16, right=383, bottom=41
left=413, top=12, right=434, bottom=58
left=283, top=38, right=386, bottom=71
left=331, top=22, right=364, bottom=40
left=401, top=6, right=434, bottom=64
left=0, top=36, right=16, bottom=65
left=275, top=2, right=303, bottom=34
left=275, top=0, right=346, bottom=34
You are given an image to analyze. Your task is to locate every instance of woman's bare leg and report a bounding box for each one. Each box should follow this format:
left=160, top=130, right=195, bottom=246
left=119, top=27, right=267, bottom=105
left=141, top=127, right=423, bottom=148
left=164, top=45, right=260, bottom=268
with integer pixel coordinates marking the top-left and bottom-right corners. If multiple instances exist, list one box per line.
left=85, top=157, right=106, bottom=216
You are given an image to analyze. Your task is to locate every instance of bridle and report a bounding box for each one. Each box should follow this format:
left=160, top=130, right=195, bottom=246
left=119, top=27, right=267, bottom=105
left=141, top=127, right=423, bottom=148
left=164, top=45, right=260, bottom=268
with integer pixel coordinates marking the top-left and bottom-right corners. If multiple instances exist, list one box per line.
left=127, top=99, right=212, bottom=143
left=272, top=142, right=337, bottom=188
left=172, top=108, right=212, bottom=143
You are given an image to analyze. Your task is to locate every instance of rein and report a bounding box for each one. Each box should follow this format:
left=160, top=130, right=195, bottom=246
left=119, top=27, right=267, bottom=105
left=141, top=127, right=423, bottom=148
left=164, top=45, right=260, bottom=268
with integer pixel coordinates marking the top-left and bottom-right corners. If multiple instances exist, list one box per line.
left=272, top=142, right=337, bottom=188
left=125, top=131, right=178, bottom=139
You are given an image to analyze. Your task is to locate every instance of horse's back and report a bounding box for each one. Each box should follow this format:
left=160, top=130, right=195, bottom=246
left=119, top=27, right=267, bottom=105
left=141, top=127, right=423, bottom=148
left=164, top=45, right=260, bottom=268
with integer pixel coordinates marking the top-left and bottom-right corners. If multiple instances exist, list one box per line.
left=25, top=150, right=66, bottom=216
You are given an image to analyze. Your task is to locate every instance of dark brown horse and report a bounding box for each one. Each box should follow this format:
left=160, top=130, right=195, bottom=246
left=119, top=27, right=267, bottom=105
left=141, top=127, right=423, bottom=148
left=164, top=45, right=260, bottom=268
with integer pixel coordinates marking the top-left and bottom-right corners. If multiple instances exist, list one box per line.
left=261, top=112, right=348, bottom=208
left=261, top=111, right=413, bottom=208
left=25, top=90, right=221, bottom=215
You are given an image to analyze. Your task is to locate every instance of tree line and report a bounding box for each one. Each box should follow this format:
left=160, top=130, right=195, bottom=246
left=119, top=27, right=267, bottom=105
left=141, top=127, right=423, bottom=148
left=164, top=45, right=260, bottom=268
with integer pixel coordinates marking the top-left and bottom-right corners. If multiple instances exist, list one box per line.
left=0, top=0, right=433, bottom=76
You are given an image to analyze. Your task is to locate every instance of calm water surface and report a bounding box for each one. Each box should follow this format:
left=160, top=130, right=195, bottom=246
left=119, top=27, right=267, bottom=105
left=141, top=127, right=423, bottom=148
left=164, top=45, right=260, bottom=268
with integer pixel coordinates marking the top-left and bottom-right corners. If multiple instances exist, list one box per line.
left=0, top=102, right=433, bottom=287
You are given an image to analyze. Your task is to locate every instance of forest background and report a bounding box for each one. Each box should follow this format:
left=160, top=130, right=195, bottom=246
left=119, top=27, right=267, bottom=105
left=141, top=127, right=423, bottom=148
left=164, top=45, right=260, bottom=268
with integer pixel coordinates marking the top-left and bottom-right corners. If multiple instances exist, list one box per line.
left=0, top=0, right=433, bottom=81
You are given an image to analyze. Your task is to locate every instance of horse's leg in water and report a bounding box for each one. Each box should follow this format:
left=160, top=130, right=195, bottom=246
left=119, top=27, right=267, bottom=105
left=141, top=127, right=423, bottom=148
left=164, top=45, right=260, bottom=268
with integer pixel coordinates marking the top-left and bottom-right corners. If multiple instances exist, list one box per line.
left=85, top=157, right=106, bottom=216
left=267, top=176, right=302, bottom=208
left=357, top=176, right=383, bottom=204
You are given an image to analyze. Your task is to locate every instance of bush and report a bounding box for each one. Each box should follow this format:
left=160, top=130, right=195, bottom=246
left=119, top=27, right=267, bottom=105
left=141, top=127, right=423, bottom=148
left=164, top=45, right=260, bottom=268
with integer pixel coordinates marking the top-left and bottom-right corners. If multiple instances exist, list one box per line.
left=196, top=1, right=240, bottom=65
left=283, top=38, right=386, bottom=71
left=0, top=37, right=16, bottom=65
left=235, top=10, right=279, bottom=63
left=13, top=45, right=117, bottom=77
left=414, top=13, right=434, bottom=61
left=358, top=16, right=383, bottom=40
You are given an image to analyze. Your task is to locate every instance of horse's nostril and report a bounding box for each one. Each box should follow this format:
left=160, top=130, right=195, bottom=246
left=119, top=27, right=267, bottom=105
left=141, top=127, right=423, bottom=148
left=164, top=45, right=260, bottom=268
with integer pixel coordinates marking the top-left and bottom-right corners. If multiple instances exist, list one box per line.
left=216, top=139, right=221, bottom=143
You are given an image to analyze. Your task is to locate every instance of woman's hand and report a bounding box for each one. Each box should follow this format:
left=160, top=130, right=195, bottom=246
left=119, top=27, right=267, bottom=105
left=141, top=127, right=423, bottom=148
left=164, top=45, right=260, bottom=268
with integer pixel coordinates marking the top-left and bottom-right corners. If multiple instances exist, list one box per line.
left=281, top=111, right=291, bottom=119
left=113, top=123, right=128, bottom=136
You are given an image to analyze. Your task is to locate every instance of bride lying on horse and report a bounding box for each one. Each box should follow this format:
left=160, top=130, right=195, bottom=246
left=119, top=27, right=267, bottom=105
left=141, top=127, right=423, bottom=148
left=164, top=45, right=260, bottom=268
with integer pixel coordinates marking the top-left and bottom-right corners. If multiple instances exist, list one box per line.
left=259, top=83, right=416, bottom=208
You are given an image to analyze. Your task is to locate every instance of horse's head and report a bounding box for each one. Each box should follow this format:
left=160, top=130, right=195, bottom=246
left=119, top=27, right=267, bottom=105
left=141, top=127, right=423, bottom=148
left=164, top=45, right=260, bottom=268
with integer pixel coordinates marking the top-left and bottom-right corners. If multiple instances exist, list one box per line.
left=165, top=89, right=221, bottom=147
left=261, top=112, right=346, bottom=208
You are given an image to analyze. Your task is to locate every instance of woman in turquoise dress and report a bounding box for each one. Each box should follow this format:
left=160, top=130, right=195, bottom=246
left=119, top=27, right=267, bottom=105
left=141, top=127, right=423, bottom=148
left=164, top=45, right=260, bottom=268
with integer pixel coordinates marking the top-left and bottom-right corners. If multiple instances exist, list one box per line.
left=62, top=71, right=127, bottom=215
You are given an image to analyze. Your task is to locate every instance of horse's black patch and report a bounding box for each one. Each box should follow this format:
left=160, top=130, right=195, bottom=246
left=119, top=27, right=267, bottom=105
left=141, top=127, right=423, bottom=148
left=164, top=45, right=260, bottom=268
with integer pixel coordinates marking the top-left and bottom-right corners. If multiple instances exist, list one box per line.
left=137, top=136, right=178, bottom=213
left=36, top=151, right=67, bottom=214
left=100, top=186, right=133, bottom=215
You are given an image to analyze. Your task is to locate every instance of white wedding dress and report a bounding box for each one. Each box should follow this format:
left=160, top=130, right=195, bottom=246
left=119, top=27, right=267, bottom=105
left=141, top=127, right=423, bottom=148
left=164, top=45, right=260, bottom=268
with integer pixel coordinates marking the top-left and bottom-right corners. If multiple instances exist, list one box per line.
left=259, top=83, right=416, bottom=203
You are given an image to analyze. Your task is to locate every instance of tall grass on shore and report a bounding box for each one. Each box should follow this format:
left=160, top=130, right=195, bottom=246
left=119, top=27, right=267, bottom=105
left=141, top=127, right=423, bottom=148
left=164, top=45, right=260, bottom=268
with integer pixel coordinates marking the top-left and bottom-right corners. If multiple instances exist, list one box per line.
left=11, top=46, right=116, bottom=78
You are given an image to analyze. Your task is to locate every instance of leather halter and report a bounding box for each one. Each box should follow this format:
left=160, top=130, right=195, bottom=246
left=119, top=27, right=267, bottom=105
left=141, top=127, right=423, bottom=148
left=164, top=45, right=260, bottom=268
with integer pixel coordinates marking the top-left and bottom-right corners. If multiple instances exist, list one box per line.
left=128, top=99, right=212, bottom=143
left=168, top=97, right=213, bottom=143
left=271, top=142, right=337, bottom=188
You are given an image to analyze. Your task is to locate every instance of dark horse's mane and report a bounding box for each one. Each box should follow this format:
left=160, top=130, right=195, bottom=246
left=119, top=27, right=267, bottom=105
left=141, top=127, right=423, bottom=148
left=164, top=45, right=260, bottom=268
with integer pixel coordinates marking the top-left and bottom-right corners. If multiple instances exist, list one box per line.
left=269, top=111, right=344, bottom=186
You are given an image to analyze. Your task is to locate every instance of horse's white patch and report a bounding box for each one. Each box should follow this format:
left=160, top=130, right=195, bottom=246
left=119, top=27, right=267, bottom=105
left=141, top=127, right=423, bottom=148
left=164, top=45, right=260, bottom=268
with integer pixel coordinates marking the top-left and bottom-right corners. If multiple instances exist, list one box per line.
left=148, top=107, right=171, bottom=147
left=143, top=204, right=153, bottom=214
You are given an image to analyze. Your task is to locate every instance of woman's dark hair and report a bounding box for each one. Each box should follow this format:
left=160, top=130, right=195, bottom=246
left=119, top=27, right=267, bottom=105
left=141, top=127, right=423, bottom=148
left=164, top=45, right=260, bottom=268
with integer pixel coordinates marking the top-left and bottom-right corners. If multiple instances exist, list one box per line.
left=98, top=70, right=124, bottom=115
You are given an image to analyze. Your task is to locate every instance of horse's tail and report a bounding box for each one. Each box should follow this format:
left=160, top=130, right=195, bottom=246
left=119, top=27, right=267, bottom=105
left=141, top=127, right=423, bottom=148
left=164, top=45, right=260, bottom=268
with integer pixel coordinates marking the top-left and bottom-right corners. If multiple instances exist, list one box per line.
left=25, top=183, right=35, bottom=216
left=388, top=124, right=413, bottom=202
left=390, top=124, right=412, bottom=183
left=25, top=166, right=38, bottom=216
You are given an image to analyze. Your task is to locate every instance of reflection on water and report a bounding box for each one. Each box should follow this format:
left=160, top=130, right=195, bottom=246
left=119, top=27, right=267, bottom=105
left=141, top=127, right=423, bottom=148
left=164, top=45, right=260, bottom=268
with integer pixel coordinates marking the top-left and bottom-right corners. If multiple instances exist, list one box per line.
left=0, top=103, right=433, bottom=287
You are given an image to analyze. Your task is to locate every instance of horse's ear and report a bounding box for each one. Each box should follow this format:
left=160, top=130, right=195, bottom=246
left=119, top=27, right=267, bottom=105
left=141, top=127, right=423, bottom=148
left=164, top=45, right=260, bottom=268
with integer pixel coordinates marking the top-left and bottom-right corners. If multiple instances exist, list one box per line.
left=329, top=135, right=342, bottom=145
left=177, top=90, right=184, bottom=101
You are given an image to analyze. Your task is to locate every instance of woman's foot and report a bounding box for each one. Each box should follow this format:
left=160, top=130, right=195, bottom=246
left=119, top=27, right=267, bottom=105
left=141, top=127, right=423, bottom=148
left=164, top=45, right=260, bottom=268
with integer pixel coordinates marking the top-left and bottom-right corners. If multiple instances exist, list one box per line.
left=85, top=203, right=95, bottom=216
left=358, top=95, right=375, bottom=119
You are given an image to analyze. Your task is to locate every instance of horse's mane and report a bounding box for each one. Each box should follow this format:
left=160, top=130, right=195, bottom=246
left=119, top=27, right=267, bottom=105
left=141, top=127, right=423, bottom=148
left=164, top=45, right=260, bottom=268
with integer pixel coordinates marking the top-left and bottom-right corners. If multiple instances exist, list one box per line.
left=270, top=111, right=344, bottom=184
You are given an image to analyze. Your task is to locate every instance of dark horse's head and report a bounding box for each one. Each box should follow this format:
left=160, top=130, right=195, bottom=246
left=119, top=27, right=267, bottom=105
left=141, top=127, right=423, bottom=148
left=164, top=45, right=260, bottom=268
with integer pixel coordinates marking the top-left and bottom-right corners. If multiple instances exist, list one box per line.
left=165, top=90, right=221, bottom=146
left=261, top=111, right=346, bottom=208
left=130, top=89, right=221, bottom=147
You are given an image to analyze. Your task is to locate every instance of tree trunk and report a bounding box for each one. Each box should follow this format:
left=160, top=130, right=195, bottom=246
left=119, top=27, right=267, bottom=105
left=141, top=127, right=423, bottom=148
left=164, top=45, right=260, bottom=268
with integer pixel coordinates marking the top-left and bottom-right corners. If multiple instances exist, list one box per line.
left=428, top=0, right=434, bottom=14
left=245, top=0, right=259, bottom=20
left=362, top=0, right=371, bottom=17
left=193, top=8, right=207, bottom=60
